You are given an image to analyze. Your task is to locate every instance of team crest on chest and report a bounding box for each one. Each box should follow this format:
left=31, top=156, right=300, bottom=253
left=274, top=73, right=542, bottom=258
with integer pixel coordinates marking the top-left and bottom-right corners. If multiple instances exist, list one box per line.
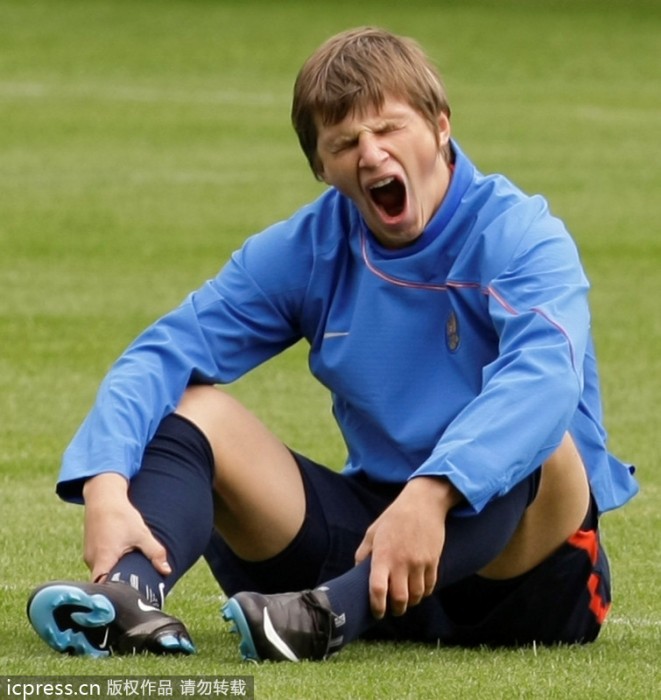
left=445, top=310, right=461, bottom=352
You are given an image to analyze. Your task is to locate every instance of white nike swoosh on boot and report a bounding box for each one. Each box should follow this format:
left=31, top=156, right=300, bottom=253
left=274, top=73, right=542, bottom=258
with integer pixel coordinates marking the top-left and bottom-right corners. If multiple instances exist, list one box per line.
left=137, top=599, right=160, bottom=613
left=98, top=627, right=110, bottom=650
left=263, top=608, right=299, bottom=662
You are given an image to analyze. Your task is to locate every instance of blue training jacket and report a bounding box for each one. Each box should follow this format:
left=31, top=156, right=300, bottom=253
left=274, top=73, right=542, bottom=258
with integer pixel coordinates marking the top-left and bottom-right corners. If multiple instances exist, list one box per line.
left=58, top=142, right=638, bottom=515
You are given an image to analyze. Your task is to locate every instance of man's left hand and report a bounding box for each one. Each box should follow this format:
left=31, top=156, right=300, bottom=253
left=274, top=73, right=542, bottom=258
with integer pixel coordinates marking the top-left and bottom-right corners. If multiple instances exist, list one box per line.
left=354, top=476, right=461, bottom=619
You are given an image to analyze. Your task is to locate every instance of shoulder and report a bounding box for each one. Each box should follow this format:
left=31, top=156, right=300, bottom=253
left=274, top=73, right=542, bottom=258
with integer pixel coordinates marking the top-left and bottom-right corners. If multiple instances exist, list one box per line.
left=229, top=188, right=357, bottom=292
left=242, top=188, right=354, bottom=256
left=454, top=164, right=578, bottom=282
left=453, top=145, right=557, bottom=233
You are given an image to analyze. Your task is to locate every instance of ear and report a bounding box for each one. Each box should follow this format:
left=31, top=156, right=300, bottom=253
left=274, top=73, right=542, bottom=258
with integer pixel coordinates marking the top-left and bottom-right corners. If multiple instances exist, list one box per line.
left=316, top=160, right=330, bottom=184
left=436, top=112, right=451, bottom=148
left=437, top=111, right=451, bottom=147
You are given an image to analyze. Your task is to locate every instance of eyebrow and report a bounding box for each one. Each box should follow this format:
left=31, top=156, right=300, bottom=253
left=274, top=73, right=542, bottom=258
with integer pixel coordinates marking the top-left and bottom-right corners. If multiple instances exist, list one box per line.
left=326, top=134, right=358, bottom=150
left=322, top=117, right=405, bottom=151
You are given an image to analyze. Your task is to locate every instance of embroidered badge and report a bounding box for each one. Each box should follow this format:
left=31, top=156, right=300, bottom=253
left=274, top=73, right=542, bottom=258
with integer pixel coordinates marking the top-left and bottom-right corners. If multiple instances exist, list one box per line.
left=445, top=310, right=460, bottom=352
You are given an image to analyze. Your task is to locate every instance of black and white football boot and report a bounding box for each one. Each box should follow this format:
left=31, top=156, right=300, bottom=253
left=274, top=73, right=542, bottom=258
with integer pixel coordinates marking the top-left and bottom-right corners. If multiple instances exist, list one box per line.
left=222, top=588, right=344, bottom=662
left=27, top=580, right=195, bottom=657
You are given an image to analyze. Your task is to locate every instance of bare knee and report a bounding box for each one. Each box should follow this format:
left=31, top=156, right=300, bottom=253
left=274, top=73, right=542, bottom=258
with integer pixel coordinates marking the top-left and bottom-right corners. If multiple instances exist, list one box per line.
left=175, top=385, right=294, bottom=471
left=176, top=384, right=237, bottom=434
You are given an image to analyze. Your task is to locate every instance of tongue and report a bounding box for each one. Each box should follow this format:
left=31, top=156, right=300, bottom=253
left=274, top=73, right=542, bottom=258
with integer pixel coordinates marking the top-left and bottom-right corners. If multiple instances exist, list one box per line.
left=371, top=180, right=405, bottom=217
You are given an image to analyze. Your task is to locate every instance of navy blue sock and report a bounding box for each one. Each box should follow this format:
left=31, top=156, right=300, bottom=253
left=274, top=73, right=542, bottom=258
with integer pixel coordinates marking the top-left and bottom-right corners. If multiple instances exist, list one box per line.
left=316, top=558, right=372, bottom=645
left=317, top=471, right=538, bottom=645
left=107, top=413, right=215, bottom=607
left=107, top=551, right=168, bottom=608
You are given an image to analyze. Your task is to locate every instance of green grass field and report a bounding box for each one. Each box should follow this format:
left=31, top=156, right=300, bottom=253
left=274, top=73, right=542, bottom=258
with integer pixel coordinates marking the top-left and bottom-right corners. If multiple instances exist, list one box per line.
left=1, top=0, right=660, bottom=697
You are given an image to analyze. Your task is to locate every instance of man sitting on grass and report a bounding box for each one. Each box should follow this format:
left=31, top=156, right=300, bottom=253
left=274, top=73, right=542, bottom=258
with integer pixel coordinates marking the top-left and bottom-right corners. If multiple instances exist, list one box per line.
left=27, top=27, right=637, bottom=661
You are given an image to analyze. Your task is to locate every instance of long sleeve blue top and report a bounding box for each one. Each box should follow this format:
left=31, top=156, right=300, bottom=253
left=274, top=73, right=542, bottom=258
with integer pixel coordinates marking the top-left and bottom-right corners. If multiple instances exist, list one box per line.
left=58, top=142, right=638, bottom=515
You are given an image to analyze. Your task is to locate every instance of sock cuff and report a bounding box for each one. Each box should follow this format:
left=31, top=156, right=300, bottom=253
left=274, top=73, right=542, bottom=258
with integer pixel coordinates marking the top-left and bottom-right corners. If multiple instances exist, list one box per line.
left=153, top=412, right=215, bottom=482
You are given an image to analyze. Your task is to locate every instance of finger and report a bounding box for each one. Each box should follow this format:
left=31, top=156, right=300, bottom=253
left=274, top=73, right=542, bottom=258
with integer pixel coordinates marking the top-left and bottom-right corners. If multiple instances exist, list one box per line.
left=424, top=564, right=438, bottom=598
left=84, top=538, right=118, bottom=578
left=354, top=535, right=373, bottom=565
left=88, top=550, right=120, bottom=583
left=90, top=562, right=111, bottom=583
left=369, top=563, right=390, bottom=619
left=406, top=571, right=427, bottom=608
left=139, top=534, right=172, bottom=576
left=387, top=572, right=409, bottom=617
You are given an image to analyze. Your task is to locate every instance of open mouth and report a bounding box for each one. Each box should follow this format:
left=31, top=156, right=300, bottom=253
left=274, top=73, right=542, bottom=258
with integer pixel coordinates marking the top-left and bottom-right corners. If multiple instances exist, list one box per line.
left=368, top=176, right=407, bottom=219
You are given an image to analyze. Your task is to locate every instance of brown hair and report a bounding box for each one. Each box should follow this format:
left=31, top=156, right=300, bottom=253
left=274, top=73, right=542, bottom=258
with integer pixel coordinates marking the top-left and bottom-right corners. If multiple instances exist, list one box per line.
left=292, top=27, right=451, bottom=179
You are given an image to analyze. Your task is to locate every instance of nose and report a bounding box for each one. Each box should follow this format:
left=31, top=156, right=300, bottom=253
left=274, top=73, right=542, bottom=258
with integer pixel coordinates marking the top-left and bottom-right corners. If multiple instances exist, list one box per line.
left=357, top=133, right=387, bottom=169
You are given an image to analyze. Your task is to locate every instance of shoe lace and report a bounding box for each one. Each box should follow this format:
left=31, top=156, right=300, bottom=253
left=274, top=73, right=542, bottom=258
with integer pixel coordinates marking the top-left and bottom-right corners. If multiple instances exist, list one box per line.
left=300, top=591, right=340, bottom=657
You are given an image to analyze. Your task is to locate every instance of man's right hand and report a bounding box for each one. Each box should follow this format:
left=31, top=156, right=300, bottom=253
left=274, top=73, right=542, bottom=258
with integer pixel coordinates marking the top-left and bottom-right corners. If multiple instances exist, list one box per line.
left=82, top=473, right=171, bottom=582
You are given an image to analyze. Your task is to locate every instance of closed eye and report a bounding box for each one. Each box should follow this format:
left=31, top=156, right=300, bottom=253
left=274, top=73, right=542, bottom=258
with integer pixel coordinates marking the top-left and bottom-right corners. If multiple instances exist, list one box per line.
left=330, top=138, right=358, bottom=154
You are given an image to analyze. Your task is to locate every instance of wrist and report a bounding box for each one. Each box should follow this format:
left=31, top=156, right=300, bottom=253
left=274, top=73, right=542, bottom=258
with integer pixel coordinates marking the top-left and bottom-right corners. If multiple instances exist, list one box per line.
left=406, top=475, right=463, bottom=513
left=82, top=472, right=129, bottom=503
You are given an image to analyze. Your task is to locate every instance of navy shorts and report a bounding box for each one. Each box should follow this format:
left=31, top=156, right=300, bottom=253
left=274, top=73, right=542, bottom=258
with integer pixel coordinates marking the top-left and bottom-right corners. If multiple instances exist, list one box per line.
left=204, top=453, right=610, bottom=646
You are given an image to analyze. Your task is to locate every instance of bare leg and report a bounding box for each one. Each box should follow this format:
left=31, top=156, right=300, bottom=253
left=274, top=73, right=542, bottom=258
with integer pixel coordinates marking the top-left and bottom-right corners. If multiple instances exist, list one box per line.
left=176, top=385, right=306, bottom=561
left=480, top=432, right=590, bottom=579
